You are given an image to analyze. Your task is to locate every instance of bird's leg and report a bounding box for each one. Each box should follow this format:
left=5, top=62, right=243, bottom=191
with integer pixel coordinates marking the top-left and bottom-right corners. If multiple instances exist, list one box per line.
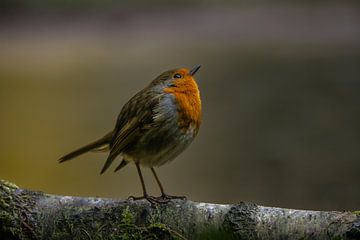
left=150, top=167, right=165, bottom=195
left=136, top=162, right=147, bottom=198
left=150, top=167, right=186, bottom=201
left=128, top=163, right=158, bottom=203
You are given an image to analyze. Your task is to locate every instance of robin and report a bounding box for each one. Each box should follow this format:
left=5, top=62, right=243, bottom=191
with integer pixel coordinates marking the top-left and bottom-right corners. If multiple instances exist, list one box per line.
left=59, top=65, right=202, bottom=203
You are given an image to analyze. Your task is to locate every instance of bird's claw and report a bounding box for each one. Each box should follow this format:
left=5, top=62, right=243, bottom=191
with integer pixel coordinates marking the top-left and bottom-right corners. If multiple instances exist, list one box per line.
left=127, top=194, right=186, bottom=204
left=160, top=194, right=187, bottom=201
left=127, top=195, right=165, bottom=204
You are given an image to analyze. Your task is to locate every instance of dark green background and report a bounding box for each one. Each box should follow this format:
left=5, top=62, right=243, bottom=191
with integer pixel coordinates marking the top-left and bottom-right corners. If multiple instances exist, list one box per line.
left=0, top=1, right=359, bottom=210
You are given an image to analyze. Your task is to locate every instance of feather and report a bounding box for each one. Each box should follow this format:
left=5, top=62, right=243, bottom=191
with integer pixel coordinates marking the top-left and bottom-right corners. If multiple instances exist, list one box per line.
left=114, top=160, right=129, bottom=172
left=59, top=131, right=113, bottom=163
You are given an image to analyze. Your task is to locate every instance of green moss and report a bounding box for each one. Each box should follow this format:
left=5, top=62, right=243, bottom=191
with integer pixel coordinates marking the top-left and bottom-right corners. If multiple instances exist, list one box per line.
left=0, top=180, right=22, bottom=239
left=121, top=206, right=134, bottom=226
left=0, top=179, right=43, bottom=240
left=352, top=211, right=360, bottom=216
left=113, top=206, right=182, bottom=240
left=0, top=180, right=19, bottom=190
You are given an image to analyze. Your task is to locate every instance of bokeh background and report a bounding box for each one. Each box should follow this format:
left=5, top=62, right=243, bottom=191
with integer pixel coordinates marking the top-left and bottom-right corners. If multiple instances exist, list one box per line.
left=0, top=0, right=359, bottom=211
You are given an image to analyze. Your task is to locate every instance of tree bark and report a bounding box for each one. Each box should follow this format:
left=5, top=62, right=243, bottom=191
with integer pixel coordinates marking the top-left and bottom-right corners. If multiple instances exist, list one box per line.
left=0, top=179, right=359, bottom=240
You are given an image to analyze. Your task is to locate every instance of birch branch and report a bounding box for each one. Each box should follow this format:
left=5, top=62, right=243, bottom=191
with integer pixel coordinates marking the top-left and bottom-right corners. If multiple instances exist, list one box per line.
left=0, top=180, right=359, bottom=240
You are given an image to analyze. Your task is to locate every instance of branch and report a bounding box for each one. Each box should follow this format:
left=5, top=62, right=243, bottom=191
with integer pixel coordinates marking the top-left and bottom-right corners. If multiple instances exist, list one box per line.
left=0, top=180, right=359, bottom=240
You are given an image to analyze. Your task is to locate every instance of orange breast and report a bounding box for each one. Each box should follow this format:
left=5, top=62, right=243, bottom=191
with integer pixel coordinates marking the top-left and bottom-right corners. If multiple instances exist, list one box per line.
left=164, top=77, right=202, bottom=131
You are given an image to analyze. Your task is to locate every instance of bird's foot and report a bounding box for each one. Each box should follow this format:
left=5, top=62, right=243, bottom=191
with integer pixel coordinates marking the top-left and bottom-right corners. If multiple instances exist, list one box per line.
left=127, top=194, right=186, bottom=204
left=127, top=194, right=164, bottom=204
left=159, top=194, right=187, bottom=201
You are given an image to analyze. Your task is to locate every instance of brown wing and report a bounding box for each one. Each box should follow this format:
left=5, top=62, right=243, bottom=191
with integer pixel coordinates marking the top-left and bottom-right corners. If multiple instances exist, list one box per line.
left=100, top=119, right=142, bottom=174
left=100, top=88, right=161, bottom=174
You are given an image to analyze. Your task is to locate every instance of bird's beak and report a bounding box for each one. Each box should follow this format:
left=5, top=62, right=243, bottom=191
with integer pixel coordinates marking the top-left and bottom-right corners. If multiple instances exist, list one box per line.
left=189, top=65, right=201, bottom=76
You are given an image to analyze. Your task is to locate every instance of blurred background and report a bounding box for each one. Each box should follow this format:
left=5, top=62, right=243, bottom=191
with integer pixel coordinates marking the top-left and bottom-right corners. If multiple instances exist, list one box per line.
left=0, top=0, right=359, bottom=211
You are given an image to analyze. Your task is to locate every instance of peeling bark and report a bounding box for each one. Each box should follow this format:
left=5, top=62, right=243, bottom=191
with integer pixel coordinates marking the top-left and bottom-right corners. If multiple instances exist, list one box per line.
left=0, top=180, right=359, bottom=240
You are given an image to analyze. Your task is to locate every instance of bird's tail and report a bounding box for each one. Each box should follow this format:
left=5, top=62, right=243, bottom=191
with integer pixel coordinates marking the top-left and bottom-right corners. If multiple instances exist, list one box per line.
left=58, top=131, right=113, bottom=163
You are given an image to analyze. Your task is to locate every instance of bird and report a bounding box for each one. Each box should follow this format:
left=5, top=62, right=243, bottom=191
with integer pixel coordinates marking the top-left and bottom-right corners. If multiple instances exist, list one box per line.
left=59, top=65, right=202, bottom=203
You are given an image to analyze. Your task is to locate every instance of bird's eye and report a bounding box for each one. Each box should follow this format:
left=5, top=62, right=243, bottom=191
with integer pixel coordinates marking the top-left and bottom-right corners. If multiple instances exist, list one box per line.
left=174, top=73, right=182, bottom=79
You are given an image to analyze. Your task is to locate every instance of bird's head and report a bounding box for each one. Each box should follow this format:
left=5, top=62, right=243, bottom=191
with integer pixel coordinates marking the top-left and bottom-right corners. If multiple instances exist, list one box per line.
left=151, top=65, right=201, bottom=91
